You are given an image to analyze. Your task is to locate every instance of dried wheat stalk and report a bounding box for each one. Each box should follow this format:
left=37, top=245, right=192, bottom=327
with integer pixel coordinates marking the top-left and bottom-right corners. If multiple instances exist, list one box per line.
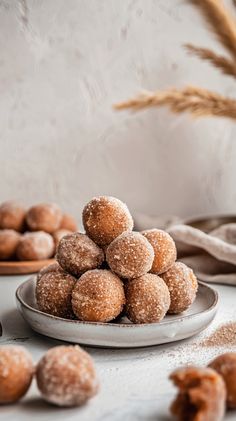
left=115, top=0, right=236, bottom=120
left=190, top=0, right=236, bottom=60
left=114, top=86, right=236, bottom=119
left=185, top=44, right=236, bottom=77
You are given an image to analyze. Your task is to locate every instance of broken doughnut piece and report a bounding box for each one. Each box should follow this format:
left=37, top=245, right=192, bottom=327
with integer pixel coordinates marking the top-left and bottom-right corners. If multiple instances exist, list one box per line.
left=170, top=366, right=226, bottom=421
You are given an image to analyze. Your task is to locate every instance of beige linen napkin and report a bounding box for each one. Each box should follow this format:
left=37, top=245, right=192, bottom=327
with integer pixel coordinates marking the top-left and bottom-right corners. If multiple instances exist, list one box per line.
left=135, top=213, right=236, bottom=285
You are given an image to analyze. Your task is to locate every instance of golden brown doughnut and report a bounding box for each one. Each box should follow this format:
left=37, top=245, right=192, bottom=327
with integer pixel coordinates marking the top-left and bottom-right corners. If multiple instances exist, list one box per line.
left=82, top=196, right=133, bottom=246
left=0, top=229, right=21, bottom=260
left=0, top=345, right=34, bottom=404
left=72, top=269, right=125, bottom=322
left=60, top=213, right=77, bottom=231
left=16, top=231, right=54, bottom=261
left=36, top=345, right=99, bottom=406
left=37, top=261, right=64, bottom=281
left=36, top=271, right=77, bottom=318
left=0, top=201, right=26, bottom=232
left=125, top=274, right=170, bottom=324
left=106, top=231, right=154, bottom=279
left=161, top=262, right=198, bottom=314
left=170, top=366, right=226, bottom=421
left=142, top=229, right=177, bottom=274
left=56, top=232, right=104, bottom=276
left=26, top=203, right=62, bottom=233
left=209, top=353, right=236, bottom=408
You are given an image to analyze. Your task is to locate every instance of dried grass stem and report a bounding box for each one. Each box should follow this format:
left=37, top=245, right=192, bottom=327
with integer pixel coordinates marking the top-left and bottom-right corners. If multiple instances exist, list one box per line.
left=115, top=86, right=236, bottom=119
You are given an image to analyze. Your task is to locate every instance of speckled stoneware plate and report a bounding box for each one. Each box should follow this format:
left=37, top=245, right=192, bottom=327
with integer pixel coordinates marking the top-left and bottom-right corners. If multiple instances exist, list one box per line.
left=16, top=277, right=218, bottom=348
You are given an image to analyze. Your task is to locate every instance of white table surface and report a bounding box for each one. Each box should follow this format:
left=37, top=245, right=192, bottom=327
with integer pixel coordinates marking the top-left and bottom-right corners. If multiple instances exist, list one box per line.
left=0, top=275, right=236, bottom=421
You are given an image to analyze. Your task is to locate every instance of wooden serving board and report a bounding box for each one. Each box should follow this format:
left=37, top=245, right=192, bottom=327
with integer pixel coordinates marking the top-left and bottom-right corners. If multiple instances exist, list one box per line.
left=0, top=258, right=55, bottom=275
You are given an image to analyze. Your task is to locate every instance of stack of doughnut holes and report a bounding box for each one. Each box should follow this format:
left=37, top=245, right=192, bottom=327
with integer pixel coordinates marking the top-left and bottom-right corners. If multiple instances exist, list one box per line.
left=36, top=196, right=198, bottom=324
left=0, top=201, right=77, bottom=261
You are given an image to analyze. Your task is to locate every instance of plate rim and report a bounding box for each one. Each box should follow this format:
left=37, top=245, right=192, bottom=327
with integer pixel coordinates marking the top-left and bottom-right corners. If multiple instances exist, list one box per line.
left=16, top=277, right=219, bottom=329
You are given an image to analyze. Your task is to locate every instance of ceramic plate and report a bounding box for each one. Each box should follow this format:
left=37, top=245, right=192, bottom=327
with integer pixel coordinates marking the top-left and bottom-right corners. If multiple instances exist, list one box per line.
left=0, top=259, right=56, bottom=276
left=16, top=277, right=218, bottom=348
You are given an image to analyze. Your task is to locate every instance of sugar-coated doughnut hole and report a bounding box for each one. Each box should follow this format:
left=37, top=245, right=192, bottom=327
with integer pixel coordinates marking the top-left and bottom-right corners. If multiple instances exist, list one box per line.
left=72, top=269, right=125, bottom=322
left=36, top=345, right=99, bottom=406
left=125, top=274, right=170, bottom=324
left=56, top=232, right=104, bottom=276
left=161, top=262, right=198, bottom=314
left=60, top=213, right=77, bottom=232
left=0, top=229, right=21, bottom=260
left=106, top=231, right=154, bottom=279
left=209, top=353, right=236, bottom=409
left=26, top=203, right=62, bottom=234
left=82, top=196, right=134, bottom=246
left=16, top=231, right=54, bottom=261
left=36, top=271, right=77, bottom=318
left=37, top=261, right=64, bottom=281
left=142, top=229, right=177, bottom=274
left=0, top=201, right=26, bottom=232
left=53, top=229, right=73, bottom=250
left=170, top=366, right=226, bottom=421
left=0, top=345, right=34, bottom=404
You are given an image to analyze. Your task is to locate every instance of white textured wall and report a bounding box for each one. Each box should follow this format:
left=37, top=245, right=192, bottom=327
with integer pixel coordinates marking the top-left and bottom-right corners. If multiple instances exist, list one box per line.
left=1, top=0, right=236, bottom=224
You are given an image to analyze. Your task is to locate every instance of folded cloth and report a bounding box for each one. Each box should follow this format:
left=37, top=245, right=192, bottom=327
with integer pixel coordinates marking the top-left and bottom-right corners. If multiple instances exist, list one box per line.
left=135, top=214, right=236, bottom=285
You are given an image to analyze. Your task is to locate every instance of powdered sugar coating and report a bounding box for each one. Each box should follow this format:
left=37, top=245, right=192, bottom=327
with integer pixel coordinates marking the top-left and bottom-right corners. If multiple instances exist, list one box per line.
left=106, top=231, right=154, bottom=279
left=56, top=232, right=104, bottom=276
left=0, top=345, right=34, bottom=404
left=37, top=261, right=66, bottom=281
left=0, top=229, right=21, bottom=260
left=36, top=271, right=77, bottom=318
left=16, top=231, right=54, bottom=261
left=161, top=262, right=198, bottom=314
left=36, top=345, right=99, bottom=407
left=72, top=269, right=125, bottom=322
left=125, top=274, right=170, bottom=324
left=209, top=353, right=236, bottom=408
left=142, top=229, right=177, bottom=274
left=0, top=201, right=26, bottom=232
left=60, top=213, right=77, bottom=231
left=82, top=196, right=134, bottom=246
left=203, top=322, right=236, bottom=347
left=170, top=366, right=226, bottom=421
left=26, top=203, right=62, bottom=233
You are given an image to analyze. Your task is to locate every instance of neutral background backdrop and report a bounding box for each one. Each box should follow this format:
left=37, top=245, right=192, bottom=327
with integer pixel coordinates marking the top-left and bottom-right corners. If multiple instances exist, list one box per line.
left=1, top=0, right=236, bottom=225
